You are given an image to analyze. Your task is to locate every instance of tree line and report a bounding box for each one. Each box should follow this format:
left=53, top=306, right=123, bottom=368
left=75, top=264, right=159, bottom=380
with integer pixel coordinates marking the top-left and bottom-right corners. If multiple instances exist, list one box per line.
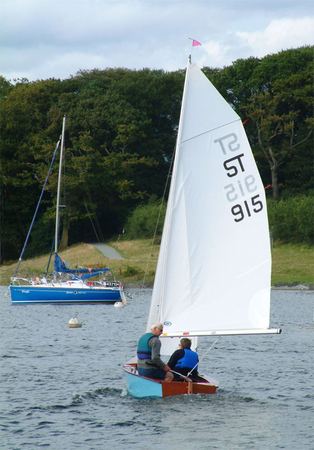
left=0, top=46, right=313, bottom=262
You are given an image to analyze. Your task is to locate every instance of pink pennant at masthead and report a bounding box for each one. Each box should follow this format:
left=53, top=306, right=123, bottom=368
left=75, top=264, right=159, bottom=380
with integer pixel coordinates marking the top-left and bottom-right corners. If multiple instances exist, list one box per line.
left=191, top=39, right=202, bottom=47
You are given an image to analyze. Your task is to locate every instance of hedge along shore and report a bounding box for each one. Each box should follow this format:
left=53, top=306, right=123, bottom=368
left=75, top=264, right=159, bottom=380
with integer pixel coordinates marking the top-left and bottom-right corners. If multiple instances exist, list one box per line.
left=0, top=240, right=313, bottom=288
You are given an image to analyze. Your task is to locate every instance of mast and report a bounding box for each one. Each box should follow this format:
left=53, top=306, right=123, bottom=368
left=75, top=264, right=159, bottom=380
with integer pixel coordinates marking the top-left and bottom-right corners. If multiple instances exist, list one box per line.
left=147, top=59, right=191, bottom=328
left=159, top=59, right=191, bottom=314
left=55, top=115, right=66, bottom=254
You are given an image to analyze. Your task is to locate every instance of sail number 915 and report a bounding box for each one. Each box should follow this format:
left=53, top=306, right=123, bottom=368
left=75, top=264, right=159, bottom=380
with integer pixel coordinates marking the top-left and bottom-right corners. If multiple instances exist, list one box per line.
left=231, top=195, right=263, bottom=222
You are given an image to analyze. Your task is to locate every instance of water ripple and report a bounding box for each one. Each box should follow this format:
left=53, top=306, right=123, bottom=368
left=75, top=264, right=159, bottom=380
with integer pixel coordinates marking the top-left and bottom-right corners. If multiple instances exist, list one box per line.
left=1, top=288, right=314, bottom=450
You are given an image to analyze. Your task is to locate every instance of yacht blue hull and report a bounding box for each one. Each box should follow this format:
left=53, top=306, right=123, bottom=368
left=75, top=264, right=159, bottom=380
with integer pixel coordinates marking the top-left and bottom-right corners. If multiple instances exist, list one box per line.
left=10, top=285, right=121, bottom=304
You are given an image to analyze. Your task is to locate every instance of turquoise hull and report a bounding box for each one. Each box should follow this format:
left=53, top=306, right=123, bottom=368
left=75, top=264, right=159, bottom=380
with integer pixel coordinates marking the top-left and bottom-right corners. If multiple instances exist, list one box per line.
left=124, top=367, right=163, bottom=398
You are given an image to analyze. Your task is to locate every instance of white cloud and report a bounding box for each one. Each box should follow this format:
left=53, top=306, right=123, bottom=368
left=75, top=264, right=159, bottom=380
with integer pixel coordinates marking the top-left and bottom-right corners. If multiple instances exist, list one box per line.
left=237, top=17, right=314, bottom=56
left=199, top=41, right=230, bottom=67
left=0, top=1, right=313, bottom=80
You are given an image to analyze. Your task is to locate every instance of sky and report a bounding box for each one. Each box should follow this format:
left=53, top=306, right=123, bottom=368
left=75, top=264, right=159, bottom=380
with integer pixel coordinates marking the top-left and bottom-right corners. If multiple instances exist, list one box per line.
left=1, top=0, right=313, bottom=81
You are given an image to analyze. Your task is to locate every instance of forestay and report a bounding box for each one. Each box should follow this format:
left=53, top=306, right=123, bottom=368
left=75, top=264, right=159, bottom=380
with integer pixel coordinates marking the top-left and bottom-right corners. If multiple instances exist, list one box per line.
left=148, top=62, right=280, bottom=337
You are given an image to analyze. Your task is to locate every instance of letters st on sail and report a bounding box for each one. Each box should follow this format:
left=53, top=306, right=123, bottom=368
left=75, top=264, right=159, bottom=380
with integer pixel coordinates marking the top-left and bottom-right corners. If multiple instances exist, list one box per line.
left=150, top=63, right=280, bottom=338
left=216, top=131, right=264, bottom=222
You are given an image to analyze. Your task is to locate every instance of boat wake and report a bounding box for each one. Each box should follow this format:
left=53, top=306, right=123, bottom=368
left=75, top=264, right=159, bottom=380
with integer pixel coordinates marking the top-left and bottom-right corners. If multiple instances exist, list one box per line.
left=28, top=387, right=125, bottom=413
left=215, top=388, right=264, bottom=405
left=72, top=386, right=124, bottom=402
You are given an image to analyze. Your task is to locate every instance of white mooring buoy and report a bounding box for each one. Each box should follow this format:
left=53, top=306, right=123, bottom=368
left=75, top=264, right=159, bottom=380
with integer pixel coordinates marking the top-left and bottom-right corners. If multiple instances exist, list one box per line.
left=114, top=288, right=128, bottom=308
left=114, top=301, right=124, bottom=308
left=68, top=317, right=82, bottom=328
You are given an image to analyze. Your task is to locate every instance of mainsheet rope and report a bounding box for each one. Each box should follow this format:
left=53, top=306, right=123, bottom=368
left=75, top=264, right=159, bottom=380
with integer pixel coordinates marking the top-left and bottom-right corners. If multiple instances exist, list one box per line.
left=187, top=337, right=220, bottom=378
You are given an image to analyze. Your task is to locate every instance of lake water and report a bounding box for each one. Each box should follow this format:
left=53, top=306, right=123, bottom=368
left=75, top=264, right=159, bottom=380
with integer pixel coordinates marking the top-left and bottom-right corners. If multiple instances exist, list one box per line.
left=1, top=287, right=313, bottom=450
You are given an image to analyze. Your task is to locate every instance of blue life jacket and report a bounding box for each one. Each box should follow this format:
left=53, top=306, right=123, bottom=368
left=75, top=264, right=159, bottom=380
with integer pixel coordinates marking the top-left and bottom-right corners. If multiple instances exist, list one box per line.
left=137, top=332, right=154, bottom=360
left=175, top=349, right=199, bottom=370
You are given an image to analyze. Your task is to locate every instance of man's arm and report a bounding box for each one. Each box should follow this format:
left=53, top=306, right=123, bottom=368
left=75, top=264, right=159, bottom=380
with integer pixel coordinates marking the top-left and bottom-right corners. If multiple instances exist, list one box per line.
left=167, top=349, right=184, bottom=369
left=148, top=337, right=166, bottom=369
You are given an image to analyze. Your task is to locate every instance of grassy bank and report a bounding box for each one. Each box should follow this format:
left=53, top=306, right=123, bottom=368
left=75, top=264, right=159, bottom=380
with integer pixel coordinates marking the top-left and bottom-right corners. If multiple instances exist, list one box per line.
left=0, top=240, right=313, bottom=287
left=0, top=240, right=159, bottom=287
left=271, top=243, right=314, bottom=286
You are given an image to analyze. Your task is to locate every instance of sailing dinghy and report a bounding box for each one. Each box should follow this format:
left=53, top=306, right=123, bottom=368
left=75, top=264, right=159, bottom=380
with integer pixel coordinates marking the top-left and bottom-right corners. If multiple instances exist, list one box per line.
left=124, top=58, right=281, bottom=398
left=10, top=116, right=124, bottom=305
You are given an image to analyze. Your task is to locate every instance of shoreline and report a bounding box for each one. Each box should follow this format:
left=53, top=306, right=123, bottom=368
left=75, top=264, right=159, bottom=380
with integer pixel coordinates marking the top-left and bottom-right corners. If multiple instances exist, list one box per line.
left=111, top=282, right=314, bottom=291
left=272, top=284, right=314, bottom=291
left=1, top=283, right=314, bottom=291
left=1, top=241, right=313, bottom=289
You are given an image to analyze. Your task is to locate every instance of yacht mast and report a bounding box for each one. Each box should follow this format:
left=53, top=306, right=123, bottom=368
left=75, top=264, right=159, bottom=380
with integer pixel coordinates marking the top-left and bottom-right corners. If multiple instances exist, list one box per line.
left=55, top=115, right=66, bottom=253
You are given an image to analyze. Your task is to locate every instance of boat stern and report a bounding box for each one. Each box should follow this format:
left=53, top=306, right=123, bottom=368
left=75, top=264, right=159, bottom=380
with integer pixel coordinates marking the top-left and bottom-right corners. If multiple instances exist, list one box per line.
left=123, top=364, right=163, bottom=398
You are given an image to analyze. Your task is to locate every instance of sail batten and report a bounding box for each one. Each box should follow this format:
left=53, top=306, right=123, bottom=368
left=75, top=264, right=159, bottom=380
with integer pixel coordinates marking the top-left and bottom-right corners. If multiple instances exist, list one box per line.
left=181, top=118, right=241, bottom=144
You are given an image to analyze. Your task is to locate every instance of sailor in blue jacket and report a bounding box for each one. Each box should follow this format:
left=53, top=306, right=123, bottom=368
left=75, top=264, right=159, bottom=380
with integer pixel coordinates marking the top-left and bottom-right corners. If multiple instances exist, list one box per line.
left=168, top=338, right=200, bottom=380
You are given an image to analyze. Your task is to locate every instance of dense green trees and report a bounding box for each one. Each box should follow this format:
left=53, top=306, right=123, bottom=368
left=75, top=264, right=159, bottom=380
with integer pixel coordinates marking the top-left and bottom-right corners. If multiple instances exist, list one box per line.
left=215, top=47, right=313, bottom=198
left=125, top=200, right=166, bottom=239
left=0, top=47, right=313, bottom=261
left=0, top=68, right=183, bottom=260
left=268, top=195, right=314, bottom=245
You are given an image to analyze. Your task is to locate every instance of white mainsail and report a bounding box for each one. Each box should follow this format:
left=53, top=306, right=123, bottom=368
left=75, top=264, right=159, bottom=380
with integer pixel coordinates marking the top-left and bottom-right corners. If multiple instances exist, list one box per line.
left=148, top=62, right=280, bottom=338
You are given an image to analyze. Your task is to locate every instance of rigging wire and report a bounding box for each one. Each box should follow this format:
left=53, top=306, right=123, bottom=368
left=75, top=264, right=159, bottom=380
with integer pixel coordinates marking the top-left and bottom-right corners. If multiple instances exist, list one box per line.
left=140, top=147, right=176, bottom=288
left=13, top=137, right=61, bottom=277
left=84, top=200, right=106, bottom=243
left=187, top=338, right=220, bottom=378
left=75, top=147, right=106, bottom=244
left=45, top=239, right=55, bottom=275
